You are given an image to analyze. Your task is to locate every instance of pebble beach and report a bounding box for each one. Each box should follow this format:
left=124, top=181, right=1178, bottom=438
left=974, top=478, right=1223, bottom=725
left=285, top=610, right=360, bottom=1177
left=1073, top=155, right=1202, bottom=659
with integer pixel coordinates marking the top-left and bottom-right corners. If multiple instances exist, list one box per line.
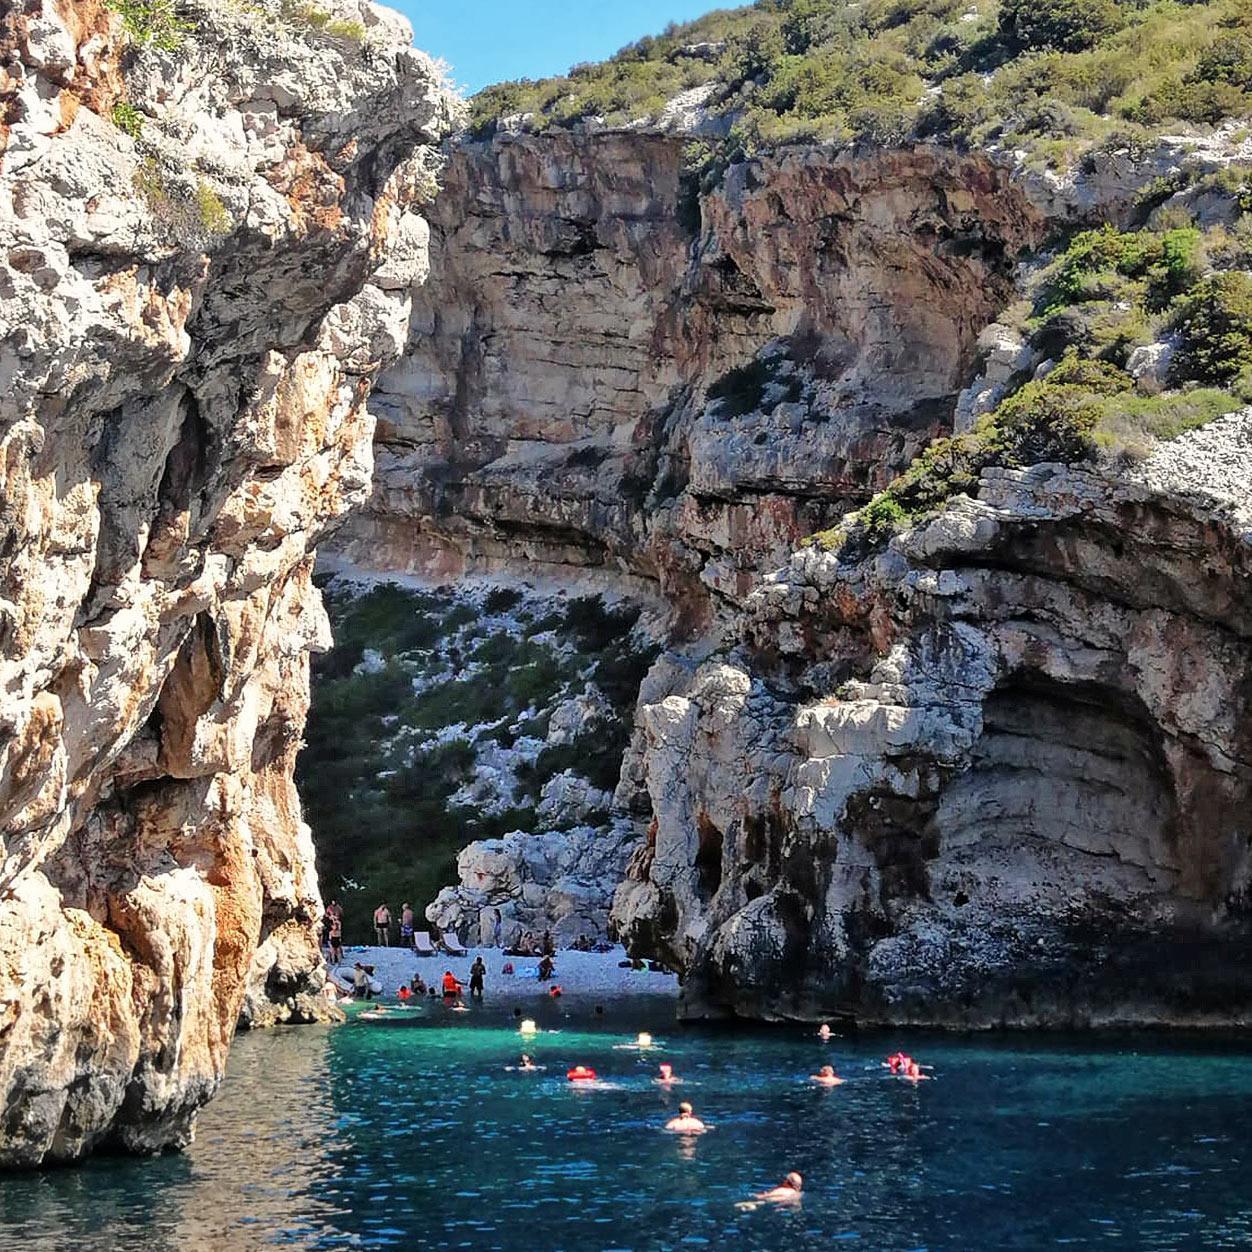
left=328, top=943, right=680, bottom=1005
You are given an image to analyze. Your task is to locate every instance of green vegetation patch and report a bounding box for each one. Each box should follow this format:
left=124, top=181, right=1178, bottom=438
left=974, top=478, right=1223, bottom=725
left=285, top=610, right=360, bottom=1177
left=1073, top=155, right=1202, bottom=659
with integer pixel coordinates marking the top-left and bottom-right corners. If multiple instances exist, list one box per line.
left=468, top=0, right=1252, bottom=181
left=105, top=0, right=194, bottom=48
left=298, top=583, right=657, bottom=940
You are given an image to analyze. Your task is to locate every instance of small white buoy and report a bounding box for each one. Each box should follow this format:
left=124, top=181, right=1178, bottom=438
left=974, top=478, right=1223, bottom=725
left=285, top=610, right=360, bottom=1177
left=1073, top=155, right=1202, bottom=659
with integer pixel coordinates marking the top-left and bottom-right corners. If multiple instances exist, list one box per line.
left=520, top=1018, right=538, bottom=1035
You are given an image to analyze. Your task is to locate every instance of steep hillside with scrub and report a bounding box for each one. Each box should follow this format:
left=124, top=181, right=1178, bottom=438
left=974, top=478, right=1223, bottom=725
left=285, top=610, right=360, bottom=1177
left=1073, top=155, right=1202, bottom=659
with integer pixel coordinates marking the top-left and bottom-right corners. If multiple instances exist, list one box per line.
left=299, top=579, right=656, bottom=942
left=329, top=0, right=1252, bottom=1025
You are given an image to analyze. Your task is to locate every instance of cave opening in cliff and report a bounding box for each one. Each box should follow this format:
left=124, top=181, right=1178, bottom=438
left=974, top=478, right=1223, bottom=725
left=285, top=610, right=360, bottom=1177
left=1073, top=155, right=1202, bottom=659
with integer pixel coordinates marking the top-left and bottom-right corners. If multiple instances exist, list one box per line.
left=932, top=672, right=1181, bottom=884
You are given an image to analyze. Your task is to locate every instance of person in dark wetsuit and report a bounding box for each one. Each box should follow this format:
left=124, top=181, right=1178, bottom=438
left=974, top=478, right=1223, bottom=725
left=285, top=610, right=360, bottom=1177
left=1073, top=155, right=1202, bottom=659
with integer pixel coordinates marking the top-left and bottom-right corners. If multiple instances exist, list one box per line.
left=469, top=956, right=486, bottom=998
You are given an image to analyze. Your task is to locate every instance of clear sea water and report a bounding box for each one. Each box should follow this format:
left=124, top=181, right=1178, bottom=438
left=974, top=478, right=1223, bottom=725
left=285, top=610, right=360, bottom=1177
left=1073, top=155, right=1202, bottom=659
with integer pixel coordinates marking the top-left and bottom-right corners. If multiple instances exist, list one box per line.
left=3, top=996, right=1252, bottom=1250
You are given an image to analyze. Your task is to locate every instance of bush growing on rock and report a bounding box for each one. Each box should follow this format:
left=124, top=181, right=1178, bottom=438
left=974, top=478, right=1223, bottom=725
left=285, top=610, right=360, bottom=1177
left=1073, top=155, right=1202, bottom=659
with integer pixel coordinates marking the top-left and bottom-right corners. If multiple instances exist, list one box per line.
left=104, top=0, right=193, bottom=49
left=1171, top=271, right=1252, bottom=386
left=998, top=0, right=1125, bottom=53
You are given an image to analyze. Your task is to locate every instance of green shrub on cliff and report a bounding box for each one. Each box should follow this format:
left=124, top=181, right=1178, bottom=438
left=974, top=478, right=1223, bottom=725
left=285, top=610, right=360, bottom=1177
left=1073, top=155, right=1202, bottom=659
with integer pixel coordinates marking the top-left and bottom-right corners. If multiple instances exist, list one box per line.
left=1170, top=271, right=1252, bottom=385
left=998, top=0, right=1125, bottom=54
left=105, top=0, right=193, bottom=49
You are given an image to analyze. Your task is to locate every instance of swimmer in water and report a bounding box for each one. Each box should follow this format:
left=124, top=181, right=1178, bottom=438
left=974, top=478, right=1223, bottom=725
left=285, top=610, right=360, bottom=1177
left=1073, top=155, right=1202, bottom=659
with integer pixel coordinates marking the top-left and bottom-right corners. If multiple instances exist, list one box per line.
left=518, top=1054, right=537, bottom=1071
left=903, top=1060, right=931, bottom=1082
left=885, top=1052, right=911, bottom=1075
left=757, top=1172, right=804, bottom=1203
left=810, top=1065, right=844, bottom=1087
left=736, top=1171, right=804, bottom=1210
left=664, top=1102, right=707, bottom=1134
left=656, top=1063, right=679, bottom=1085
left=818, top=1023, right=832, bottom=1041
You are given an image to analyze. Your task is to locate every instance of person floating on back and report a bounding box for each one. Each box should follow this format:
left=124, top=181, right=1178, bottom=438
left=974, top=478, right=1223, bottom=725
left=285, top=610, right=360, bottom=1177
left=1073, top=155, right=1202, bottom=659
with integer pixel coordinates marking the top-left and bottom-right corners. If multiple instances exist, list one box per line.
left=665, top=1102, right=707, bottom=1134
left=810, top=1065, right=844, bottom=1087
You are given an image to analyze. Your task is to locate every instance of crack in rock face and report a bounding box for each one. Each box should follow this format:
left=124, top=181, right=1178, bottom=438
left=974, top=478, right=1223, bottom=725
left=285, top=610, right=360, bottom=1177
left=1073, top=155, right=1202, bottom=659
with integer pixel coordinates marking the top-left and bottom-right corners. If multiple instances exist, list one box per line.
left=0, top=0, right=460, bottom=1166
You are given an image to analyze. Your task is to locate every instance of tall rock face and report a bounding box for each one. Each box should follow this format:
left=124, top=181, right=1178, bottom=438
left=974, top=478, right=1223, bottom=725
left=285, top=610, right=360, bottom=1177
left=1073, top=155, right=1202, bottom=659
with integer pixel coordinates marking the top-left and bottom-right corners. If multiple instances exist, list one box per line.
left=612, top=417, right=1252, bottom=1025
left=0, top=0, right=458, bottom=1165
left=330, top=113, right=1252, bottom=1028
left=333, top=133, right=1044, bottom=617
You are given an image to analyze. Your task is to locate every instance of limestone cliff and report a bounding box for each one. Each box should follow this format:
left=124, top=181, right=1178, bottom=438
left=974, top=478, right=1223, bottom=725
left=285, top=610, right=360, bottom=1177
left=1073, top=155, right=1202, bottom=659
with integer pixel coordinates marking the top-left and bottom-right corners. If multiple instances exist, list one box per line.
left=0, top=0, right=458, bottom=1165
left=333, top=134, right=1044, bottom=612
left=328, top=113, right=1252, bottom=1027
left=613, top=418, right=1252, bottom=1025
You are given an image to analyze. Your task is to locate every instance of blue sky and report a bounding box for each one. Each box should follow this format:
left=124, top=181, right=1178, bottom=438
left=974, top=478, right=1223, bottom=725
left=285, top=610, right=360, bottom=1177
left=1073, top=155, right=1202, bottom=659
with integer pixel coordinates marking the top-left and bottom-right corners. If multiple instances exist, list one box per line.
left=392, top=2, right=722, bottom=94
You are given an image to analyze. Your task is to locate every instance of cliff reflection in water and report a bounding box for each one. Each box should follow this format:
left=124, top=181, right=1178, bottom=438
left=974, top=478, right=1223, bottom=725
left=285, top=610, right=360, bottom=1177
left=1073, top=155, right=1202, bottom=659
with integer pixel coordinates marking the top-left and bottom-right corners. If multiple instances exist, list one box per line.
left=0, top=1028, right=343, bottom=1252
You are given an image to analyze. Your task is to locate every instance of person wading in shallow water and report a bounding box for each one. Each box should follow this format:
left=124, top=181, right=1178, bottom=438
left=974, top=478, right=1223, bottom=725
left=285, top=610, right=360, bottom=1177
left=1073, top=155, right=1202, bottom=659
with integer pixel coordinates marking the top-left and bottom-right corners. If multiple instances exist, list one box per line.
left=373, top=902, right=391, bottom=947
left=469, top=955, right=486, bottom=998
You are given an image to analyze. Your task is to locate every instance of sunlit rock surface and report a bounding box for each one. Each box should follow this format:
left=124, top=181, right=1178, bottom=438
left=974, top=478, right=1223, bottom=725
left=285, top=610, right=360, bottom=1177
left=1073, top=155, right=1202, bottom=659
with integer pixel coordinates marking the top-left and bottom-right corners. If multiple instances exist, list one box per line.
left=613, top=413, right=1252, bottom=1025
left=328, top=117, right=1252, bottom=1028
left=0, top=0, right=458, bottom=1164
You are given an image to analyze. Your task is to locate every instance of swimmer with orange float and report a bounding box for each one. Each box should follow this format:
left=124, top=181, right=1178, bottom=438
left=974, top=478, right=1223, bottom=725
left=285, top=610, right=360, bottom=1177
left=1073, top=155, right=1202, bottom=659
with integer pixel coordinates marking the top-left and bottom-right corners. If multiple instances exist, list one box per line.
left=810, top=1064, right=844, bottom=1087
left=567, top=1064, right=598, bottom=1083
left=664, top=1102, right=707, bottom=1134
left=736, top=1171, right=804, bottom=1210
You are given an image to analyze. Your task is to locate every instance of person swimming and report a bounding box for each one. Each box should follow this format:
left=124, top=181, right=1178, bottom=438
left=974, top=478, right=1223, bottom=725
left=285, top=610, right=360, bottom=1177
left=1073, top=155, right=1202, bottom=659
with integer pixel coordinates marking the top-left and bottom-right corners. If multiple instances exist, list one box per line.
left=810, top=1065, right=844, bottom=1087
left=818, top=1023, right=832, bottom=1041
left=757, top=1172, right=804, bottom=1203
left=886, top=1052, right=911, bottom=1075
left=656, top=1063, right=679, bottom=1085
left=664, top=1102, right=707, bottom=1134
left=518, top=1054, right=537, bottom=1072
left=903, top=1060, right=931, bottom=1082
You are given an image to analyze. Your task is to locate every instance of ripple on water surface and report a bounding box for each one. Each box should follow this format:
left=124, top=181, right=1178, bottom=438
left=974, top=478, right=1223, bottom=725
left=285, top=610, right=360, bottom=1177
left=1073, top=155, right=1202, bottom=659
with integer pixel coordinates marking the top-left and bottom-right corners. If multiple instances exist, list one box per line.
left=2, top=1006, right=1252, bottom=1251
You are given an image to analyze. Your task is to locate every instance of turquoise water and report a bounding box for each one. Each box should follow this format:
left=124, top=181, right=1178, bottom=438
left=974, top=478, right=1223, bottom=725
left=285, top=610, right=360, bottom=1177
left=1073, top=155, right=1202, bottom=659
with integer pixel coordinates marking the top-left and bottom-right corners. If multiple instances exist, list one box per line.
left=3, top=999, right=1252, bottom=1250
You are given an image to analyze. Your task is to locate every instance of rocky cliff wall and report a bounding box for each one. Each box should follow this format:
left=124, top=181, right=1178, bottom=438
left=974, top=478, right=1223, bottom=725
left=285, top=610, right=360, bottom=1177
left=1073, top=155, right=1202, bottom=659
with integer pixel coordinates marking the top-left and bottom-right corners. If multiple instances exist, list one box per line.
left=332, top=133, right=1045, bottom=618
left=329, top=115, right=1252, bottom=1028
left=613, top=414, right=1252, bottom=1025
left=0, top=0, right=458, bottom=1165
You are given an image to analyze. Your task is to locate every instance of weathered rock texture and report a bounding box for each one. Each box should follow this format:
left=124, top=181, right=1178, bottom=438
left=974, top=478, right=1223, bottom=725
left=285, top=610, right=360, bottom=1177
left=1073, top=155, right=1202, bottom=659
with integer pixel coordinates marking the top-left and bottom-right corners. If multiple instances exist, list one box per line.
left=0, top=0, right=458, bottom=1165
left=329, top=119, right=1252, bottom=1028
left=333, top=134, right=1045, bottom=614
left=613, top=414, right=1252, bottom=1025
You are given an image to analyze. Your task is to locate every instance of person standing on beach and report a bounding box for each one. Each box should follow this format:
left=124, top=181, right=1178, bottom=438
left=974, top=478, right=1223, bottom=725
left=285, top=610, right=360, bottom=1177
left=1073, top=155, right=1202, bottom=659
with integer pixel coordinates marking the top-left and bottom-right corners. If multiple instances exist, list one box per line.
left=400, top=902, right=415, bottom=950
left=373, top=902, right=392, bottom=947
left=469, top=955, right=486, bottom=998
left=328, top=910, right=344, bottom=964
